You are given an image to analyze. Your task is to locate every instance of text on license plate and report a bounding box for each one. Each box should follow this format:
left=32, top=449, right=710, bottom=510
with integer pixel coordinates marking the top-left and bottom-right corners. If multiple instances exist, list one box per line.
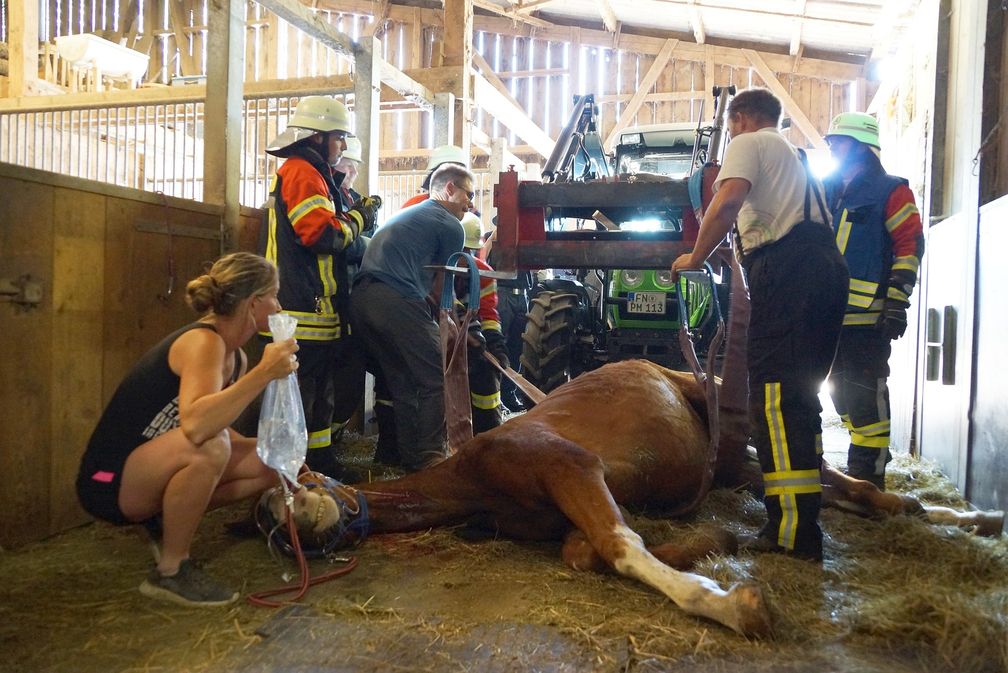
left=627, top=291, right=666, bottom=314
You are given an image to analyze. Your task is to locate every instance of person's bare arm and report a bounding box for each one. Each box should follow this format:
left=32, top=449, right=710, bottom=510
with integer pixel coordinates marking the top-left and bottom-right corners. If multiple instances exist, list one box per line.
left=671, top=177, right=750, bottom=276
left=172, top=329, right=297, bottom=445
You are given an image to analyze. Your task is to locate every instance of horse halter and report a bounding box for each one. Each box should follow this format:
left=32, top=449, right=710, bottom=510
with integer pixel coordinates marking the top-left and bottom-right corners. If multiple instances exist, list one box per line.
left=255, top=470, right=370, bottom=559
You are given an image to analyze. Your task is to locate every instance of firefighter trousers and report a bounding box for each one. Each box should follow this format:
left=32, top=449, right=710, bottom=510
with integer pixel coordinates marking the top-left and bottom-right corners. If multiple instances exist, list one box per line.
left=742, top=220, right=848, bottom=559
left=828, top=327, right=892, bottom=488
left=468, top=346, right=503, bottom=434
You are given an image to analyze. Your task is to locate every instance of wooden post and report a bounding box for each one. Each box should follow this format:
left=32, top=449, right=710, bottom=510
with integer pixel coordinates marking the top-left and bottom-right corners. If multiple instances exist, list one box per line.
left=442, top=0, right=472, bottom=153
left=434, top=92, right=456, bottom=148
left=354, top=37, right=381, bottom=199
left=8, top=0, right=40, bottom=97
left=204, top=0, right=246, bottom=250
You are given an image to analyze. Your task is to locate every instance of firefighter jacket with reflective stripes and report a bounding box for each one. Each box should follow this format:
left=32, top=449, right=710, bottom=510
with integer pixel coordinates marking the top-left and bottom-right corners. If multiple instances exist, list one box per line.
left=402, top=192, right=429, bottom=209
left=823, top=166, right=924, bottom=327
left=261, top=149, right=360, bottom=342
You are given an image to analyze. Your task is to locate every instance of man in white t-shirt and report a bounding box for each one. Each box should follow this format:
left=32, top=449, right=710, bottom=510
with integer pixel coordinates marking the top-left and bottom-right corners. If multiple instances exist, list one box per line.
left=672, top=87, right=848, bottom=562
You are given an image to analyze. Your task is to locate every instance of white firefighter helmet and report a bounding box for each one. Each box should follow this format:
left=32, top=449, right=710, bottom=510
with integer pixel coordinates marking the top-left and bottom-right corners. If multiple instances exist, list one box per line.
left=342, top=136, right=363, bottom=163
left=426, top=144, right=469, bottom=172
left=267, top=96, right=354, bottom=155
left=461, top=212, right=485, bottom=250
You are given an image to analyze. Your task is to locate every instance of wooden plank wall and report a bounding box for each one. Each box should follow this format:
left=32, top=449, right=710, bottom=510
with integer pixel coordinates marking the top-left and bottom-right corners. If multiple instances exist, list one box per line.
left=0, top=163, right=222, bottom=548
left=33, top=0, right=860, bottom=159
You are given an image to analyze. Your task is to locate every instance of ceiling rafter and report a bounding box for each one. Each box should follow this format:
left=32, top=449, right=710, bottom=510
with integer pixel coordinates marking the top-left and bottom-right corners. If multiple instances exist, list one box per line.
left=593, top=0, right=620, bottom=34
left=510, top=0, right=561, bottom=14
left=789, top=0, right=807, bottom=56
left=472, top=0, right=553, bottom=29
left=687, top=0, right=705, bottom=45
left=289, top=0, right=875, bottom=76
left=648, top=0, right=876, bottom=28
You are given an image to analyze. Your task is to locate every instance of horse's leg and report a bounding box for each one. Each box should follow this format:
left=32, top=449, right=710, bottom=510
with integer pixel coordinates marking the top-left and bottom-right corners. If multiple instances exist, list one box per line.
left=918, top=505, right=1005, bottom=537
left=821, top=460, right=914, bottom=516
left=821, top=460, right=1005, bottom=536
left=536, top=436, right=771, bottom=637
left=562, top=527, right=738, bottom=572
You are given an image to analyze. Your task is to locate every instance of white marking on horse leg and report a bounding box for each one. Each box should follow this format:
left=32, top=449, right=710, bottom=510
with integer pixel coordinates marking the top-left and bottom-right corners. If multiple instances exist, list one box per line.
left=607, top=524, right=770, bottom=637
left=924, top=506, right=1005, bottom=537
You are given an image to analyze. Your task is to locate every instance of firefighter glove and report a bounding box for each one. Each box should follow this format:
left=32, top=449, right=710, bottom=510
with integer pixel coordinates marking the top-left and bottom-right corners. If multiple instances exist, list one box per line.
left=488, top=341, right=510, bottom=371
left=876, top=298, right=909, bottom=340
left=349, top=195, right=380, bottom=235
left=466, top=321, right=487, bottom=354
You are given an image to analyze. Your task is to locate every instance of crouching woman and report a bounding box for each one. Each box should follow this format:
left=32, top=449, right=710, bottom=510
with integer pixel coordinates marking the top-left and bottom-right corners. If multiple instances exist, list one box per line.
left=76, top=252, right=298, bottom=607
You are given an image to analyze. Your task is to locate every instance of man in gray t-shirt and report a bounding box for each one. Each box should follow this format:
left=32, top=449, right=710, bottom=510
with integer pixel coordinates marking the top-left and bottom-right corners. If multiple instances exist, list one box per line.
left=350, top=164, right=472, bottom=471
left=673, top=88, right=847, bottom=562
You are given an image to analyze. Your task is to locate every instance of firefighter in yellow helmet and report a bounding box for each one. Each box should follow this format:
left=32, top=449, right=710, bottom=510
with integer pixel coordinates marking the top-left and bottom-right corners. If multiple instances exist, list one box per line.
left=261, top=96, right=379, bottom=478
left=823, top=112, right=924, bottom=490
left=458, top=212, right=508, bottom=433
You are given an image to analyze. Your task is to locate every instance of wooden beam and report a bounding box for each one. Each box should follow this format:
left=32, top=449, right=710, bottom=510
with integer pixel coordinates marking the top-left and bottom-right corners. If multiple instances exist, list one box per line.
left=380, top=61, right=437, bottom=110
left=596, top=89, right=704, bottom=104
left=8, top=0, right=39, bottom=97
left=307, top=1, right=868, bottom=80
left=0, top=75, right=357, bottom=113
left=703, top=45, right=715, bottom=103
left=443, top=0, right=474, bottom=150
left=511, top=0, right=561, bottom=13
left=496, top=67, right=567, bottom=79
left=603, top=39, right=678, bottom=149
left=594, top=0, right=619, bottom=33
left=255, top=0, right=356, bottom=57
left=687, top=0, right=705, bottom=45
left=467, top=14, right=866, bottom=81
left=256, top=0, right=436, bottom=108
left=355, top=36, right=381, bottom=197
left=472, top=0, right=552, bottom=29
left=443, top=0, right=473, bottom=69
left=167, top=0, right=199, bottom=76
left=650, top=0, right=875, bottom=28
left=203, top=0, right=246, bottom=248
left=472, top=70, right=554, bottom=158
left=789, top=0, right=807, bottom=57
left=433, top=92, right=455, bottom=147
left=742, top=48, right=826, bottom=150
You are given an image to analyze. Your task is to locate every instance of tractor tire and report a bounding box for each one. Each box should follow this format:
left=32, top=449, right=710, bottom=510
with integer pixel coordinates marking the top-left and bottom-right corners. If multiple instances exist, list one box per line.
left=520, top=291, right=581, bottom=394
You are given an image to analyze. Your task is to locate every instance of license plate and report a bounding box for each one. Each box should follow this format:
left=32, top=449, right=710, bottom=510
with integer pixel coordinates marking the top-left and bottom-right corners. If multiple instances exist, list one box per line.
left=627, top=291, right=666, bottom=314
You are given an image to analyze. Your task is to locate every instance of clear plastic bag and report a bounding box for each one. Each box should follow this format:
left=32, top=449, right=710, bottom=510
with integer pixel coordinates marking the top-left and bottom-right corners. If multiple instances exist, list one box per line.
left=256, top=313, right=308, bottom=484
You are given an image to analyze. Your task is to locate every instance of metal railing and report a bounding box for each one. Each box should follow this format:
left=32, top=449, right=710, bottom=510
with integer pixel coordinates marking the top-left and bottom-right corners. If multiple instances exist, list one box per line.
left=375, top=171, right=494, bottom=228
left=0, top=93, right=357, bottom=207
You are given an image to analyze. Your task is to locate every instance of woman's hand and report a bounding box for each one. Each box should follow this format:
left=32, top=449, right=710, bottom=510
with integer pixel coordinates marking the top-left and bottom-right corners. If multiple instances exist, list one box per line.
left=259, top=338, right=299, bottom=380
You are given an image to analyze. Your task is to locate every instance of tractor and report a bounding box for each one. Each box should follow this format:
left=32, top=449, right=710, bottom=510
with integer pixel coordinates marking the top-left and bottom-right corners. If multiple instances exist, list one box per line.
left=492, top=87, right=736, bottom=393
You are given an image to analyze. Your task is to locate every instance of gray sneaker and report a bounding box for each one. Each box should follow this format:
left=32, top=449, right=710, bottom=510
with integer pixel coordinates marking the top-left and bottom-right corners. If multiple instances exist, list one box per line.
left=139, top=559, right=239, bottom=607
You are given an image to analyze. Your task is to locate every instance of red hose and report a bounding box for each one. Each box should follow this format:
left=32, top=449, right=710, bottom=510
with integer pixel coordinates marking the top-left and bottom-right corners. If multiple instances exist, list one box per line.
left=247, top=500, right=358, bottom=608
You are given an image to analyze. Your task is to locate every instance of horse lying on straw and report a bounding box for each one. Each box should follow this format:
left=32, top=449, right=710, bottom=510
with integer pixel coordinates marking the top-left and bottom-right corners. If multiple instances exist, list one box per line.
left=265, top=358, right=1003, bottom=638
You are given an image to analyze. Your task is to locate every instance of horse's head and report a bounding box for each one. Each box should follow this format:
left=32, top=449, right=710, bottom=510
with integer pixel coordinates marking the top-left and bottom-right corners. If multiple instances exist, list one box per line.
left=256, top=471, right=370, bottom=558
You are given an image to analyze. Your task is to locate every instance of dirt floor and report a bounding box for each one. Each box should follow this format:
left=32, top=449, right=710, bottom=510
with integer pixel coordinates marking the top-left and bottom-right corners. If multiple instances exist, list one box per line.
left=3, top=409, right=1007, bottom=673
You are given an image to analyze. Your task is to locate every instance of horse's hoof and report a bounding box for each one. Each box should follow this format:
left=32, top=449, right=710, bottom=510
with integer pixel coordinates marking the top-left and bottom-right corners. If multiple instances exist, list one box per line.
left=898, top=494, right=926, bottom=517
left=973, top=510, right=1005, bottom=537
left=728, top=582, right=773, bottom=638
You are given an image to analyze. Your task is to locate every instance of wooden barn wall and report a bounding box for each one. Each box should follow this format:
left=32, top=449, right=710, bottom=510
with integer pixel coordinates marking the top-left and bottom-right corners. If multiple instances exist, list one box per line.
left=0, top=162, right=223, bottom=549
left=31, top=0, right=863, bottom=160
